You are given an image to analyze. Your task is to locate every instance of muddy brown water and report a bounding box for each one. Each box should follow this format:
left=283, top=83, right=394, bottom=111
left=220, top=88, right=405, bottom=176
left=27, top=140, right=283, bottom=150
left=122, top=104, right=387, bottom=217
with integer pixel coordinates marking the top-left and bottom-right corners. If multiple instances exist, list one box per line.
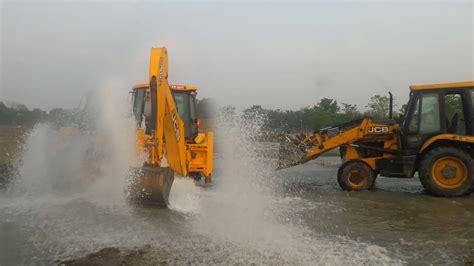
left=0, top=157, right=473, bottom=265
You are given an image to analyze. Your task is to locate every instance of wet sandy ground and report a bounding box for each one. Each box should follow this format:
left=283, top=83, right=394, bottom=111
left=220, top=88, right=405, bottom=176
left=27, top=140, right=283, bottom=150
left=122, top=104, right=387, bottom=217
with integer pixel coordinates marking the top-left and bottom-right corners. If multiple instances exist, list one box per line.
left=1, top=157, right=473, bottom=265
left=278, top=158, right=474, bottom=265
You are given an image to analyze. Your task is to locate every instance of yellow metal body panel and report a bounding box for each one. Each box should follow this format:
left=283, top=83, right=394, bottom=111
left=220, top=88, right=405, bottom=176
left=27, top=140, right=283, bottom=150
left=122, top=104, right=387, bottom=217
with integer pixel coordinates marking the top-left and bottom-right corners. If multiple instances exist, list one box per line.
left=420, top=134, right=474, bottom=153
left=133, top=83, right=148, bottom=90
left=188, top=132, right=214, bottom=180
left=133, top=47, right=214, bottom=179
left=285, top=118, right=402, bottom=172
left=303, top=118, right=400, bottom=166
left=135, top=128, right=147, bottom=155
left=410, top=81, right=474, bottom=91
left=193, top=133, right=206, bottom=144
left=146, top=47, right=188, bottom=176
left=162, top=98, right=188, bottom=176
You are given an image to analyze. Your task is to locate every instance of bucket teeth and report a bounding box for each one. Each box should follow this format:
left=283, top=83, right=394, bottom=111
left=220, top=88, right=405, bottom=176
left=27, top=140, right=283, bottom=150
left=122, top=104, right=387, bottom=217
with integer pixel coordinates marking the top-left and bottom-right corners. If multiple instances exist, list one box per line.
left=128, top=166, right=174, bottom=207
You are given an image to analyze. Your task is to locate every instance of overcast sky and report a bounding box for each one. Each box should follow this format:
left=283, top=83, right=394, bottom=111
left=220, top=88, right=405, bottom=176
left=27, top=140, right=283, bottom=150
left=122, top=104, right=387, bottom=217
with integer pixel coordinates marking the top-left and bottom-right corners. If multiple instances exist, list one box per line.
left=1, top=0, right=473, bottom=111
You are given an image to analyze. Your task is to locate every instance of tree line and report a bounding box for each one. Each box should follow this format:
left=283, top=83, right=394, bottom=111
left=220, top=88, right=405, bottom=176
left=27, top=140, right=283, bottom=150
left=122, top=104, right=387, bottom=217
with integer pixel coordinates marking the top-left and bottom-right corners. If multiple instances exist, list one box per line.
left=2, top=94, right=405, bottom=132
left=198, top=95, right=407, bottom=133
left=0, top=102, right=84, bottom=127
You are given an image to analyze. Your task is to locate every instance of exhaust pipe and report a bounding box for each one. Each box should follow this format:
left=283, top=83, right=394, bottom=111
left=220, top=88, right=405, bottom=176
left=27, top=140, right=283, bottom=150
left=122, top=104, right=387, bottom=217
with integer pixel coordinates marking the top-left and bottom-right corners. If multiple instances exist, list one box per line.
left=388, top=91, right=393, bottom=120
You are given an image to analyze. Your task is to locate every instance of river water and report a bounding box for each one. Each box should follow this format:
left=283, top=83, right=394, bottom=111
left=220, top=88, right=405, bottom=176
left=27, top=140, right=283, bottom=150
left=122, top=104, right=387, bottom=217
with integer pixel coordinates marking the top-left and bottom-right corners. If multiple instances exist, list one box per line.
left=0, top=89, right=473, bottom=265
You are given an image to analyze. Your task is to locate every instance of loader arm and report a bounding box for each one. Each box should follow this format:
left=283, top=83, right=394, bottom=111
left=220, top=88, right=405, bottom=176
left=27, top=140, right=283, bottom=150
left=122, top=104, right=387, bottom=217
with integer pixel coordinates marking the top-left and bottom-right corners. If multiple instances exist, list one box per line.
left=148, top=47, right=188, bottom=176
left=302, top=119, right=370, bottom=161
left=278, top=118, right=399, bottom=169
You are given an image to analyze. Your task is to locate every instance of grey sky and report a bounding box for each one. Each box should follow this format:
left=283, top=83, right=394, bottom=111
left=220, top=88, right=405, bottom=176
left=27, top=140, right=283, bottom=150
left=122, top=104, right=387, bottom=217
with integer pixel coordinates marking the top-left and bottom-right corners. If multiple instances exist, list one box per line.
left=1, top=0, right=473, bottom=111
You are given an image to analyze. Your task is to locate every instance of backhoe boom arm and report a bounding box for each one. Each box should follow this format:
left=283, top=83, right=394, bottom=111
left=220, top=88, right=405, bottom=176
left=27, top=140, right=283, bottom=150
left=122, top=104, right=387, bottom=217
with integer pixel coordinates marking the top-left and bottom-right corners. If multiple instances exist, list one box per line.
left=147, top=47, right=188, bottom=176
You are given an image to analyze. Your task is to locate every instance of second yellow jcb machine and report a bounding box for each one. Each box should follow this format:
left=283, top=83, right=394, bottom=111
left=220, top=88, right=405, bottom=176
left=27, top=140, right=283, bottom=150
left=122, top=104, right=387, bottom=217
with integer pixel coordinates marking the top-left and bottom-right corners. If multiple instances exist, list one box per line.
left=279, top=82, right=474, bottom=197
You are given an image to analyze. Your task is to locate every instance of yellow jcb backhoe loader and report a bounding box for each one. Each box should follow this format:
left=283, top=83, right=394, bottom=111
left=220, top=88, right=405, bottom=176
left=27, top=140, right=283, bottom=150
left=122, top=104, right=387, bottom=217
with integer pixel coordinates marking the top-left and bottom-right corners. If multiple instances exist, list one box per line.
left=278, top=81, right=474, bottom=197
left=128, top=47, right=213, bottom=206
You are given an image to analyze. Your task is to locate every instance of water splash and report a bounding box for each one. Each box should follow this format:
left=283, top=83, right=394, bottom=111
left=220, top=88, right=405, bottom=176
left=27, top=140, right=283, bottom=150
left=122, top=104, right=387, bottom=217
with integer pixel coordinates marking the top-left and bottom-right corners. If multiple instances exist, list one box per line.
left=190, top=113, right=401, bottom=264
left=0, top=87, right=402, bottom=265
left=168, top=178, right=202, bottom=213
left=5, top=80, right=138, bottom=207
left=82, top=81, right=139, bottom=206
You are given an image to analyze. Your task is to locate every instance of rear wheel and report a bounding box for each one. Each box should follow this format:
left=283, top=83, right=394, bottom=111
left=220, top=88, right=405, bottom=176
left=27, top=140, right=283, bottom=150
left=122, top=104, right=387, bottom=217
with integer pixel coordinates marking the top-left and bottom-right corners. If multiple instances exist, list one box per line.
left=337, top=161, right=376, bottom=191
left=419, top=147, right=473, bottom=197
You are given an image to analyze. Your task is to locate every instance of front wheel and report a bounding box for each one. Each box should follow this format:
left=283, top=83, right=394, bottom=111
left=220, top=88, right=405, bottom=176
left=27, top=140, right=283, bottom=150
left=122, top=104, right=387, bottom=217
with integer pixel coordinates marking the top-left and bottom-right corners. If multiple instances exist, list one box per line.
left=189, top=172, right=202, bottom=181
left=419, top=147, right=473, bottom=197
left=337, top=161, right=376, bottom=191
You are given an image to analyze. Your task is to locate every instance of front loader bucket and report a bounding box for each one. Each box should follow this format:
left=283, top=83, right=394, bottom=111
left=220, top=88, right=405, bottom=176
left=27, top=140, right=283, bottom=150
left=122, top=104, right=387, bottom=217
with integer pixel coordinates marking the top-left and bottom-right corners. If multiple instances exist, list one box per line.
left=128, top=166, right=174, bottom=207
left=276, top=135, right=309, bottom=170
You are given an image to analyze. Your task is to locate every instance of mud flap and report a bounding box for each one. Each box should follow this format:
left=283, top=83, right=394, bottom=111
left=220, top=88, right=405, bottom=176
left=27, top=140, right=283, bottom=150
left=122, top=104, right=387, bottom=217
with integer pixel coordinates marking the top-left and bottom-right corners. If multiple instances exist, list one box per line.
left=128, top=166, right=175, bottom=207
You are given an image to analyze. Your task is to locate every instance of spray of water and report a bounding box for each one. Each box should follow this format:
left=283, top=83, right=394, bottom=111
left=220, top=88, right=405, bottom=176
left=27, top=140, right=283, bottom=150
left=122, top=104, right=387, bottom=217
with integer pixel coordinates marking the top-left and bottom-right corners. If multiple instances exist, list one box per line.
left=83, top=81, right=140, bottom=206
left=4, top=80, right=138, bottom=207
left=168, top=178, right=202, bottom=212
left=0, top=84, right=401, bottom=264
left=187, top=113, right=400, bottom=264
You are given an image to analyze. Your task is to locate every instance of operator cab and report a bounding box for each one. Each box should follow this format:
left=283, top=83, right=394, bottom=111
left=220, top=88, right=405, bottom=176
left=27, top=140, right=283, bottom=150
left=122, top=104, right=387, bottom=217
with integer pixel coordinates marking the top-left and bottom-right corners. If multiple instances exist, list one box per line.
left=400, top=82, right=474, bottom=153
left=169, top=84, right=199, bottom=141
left=131, top=83, right=199, bottom=141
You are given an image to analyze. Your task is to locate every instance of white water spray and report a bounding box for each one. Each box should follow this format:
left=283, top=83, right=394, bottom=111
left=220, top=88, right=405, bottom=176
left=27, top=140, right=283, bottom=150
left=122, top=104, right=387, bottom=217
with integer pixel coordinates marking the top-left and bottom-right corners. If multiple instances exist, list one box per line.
left=189, top=113, right=400, bottom=265
left=0, top=86, right=402, bottom=264
left=5, top=80, right=138, bottom=208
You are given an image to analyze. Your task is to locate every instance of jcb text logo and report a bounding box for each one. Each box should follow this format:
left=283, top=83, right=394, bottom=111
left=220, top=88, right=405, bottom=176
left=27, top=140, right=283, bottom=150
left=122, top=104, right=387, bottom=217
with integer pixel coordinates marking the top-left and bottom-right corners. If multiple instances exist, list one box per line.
left=368, top=126, right=389, bottom=134
left=159, top=58, right=163, bottom=82
left=172, top=112, right=180, bottom=141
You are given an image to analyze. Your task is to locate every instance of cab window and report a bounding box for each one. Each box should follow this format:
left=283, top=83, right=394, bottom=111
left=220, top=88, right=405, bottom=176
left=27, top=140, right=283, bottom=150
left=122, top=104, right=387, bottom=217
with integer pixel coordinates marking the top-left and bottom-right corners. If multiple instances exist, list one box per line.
left=471, top=89, right=474, bottom=113
left=190, top=93, right=197, bottom=121
left=408, top=96, right=420, bottom=132
left=408, top=93, right=441, bottom=134
left=173, top=93, right=186, bottom=119
left=420, top=93, right=441, bottom=133
left=132, top=89, right=146, bottom=127
left=444, top=93, right=466, bottom=135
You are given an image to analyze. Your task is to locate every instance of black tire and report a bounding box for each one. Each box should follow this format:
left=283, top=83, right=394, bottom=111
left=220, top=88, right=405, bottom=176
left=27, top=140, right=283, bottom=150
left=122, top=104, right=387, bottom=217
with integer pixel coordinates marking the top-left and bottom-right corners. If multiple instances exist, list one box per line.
left=419, top=146, right=473, bottom=197
left=337, top=161, right=376, bottom=191
left=189, top=172, right=202, bottom=181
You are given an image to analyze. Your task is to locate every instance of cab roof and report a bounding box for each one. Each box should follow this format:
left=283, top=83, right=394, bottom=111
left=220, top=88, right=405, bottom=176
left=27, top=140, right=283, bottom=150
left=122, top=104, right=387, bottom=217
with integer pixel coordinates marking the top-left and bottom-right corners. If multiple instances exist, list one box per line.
left=410, top=81, right=474, bottom=91
left=132, top=83, right=197, bottom=91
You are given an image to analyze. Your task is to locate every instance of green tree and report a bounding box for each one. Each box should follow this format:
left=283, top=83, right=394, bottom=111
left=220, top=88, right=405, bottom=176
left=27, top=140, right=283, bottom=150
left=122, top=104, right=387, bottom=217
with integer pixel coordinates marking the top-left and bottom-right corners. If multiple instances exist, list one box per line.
left=48, top=108, right=78, bottom=128
left=318, top=98, right=340, bottom=113
left=0, top=102, right=48, bottom=125
left=366, top=95, right=393, bottom=120
left=242, top=105, right=266, bottom=122
left=341, top=103, right=361, bottom=120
